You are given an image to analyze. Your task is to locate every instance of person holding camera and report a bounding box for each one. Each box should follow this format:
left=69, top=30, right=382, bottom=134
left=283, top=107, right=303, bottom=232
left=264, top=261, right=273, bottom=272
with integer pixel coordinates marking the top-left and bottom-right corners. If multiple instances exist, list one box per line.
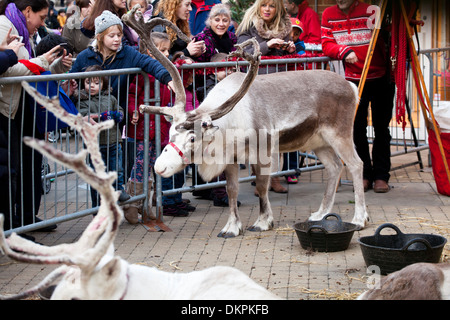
left=0, top=0, right=72, bottom=237
left=236, top=0, right=295, bottom=58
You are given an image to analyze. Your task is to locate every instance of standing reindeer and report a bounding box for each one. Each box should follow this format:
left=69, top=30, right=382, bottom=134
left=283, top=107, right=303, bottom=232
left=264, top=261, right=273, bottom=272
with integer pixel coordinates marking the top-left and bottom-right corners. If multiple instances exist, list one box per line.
left=123, top=7, right=369, bottom=238
left=0, top=75, right=280, bottom=300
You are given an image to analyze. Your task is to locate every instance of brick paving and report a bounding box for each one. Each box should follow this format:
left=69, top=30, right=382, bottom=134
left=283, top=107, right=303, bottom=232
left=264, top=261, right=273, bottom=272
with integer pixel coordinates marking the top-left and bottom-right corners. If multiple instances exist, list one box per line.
left=0, top=149, right=449, bottom=300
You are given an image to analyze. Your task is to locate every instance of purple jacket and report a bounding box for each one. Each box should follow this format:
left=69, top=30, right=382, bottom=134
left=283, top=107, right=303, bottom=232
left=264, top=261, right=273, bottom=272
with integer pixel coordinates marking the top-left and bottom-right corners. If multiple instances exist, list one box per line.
left=193, top=27, right=237, bottom=62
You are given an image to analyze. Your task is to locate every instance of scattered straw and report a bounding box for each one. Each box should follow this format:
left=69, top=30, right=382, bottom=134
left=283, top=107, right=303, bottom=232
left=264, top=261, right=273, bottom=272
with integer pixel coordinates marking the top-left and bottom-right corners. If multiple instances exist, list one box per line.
left=169, top=261, right=182, bottom=271
left=274, top=225, right=295, bottom=235
left=345, top=270, right=368, bottom=284
left=300, top=287, right=362, bottom=300
left=242, top=234, right=271, bottom=240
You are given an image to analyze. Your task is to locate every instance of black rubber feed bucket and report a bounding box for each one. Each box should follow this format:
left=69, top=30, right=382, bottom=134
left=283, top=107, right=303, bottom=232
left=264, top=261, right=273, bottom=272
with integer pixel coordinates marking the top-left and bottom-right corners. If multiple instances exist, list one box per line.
left=293, top=213, right=358, bottom=252
left=358, top=223, right=447, bottom=275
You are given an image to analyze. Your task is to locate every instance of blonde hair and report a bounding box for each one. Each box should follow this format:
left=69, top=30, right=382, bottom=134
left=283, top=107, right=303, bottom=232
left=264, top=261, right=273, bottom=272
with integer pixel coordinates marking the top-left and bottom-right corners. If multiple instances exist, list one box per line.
left=154, top=0, right=191, bottom=44
left=96, top=25, right=124, bottom=65
left=205, top=3, right=231, bottom=27
left=236, top=0, right=288, bottom=36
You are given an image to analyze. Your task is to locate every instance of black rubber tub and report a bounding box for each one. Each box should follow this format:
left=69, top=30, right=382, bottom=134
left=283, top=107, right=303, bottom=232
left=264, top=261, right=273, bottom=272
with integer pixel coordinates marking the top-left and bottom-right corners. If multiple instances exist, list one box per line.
left=293, top=213, right=358, bottom=252
left=358, top=223, right=447, bottom=275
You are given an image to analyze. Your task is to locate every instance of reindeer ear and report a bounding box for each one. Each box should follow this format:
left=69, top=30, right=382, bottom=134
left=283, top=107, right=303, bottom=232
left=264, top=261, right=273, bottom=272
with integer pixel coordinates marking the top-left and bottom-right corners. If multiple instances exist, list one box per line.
left=99, top=257, right=122, bottom=281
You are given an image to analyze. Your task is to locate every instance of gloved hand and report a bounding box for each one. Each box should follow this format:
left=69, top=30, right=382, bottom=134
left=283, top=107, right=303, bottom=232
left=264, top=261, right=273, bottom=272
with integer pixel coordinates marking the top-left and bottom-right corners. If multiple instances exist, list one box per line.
left=99, top=110, right=124, bottom=123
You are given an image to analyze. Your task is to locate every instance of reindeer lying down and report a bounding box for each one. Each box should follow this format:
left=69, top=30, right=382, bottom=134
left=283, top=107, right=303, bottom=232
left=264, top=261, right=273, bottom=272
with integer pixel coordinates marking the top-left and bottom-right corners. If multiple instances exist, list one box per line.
left=122, top=11, right=369, bottom=238
left=358, top=262, right=450, bottom=300
left=0, top=82, right=279, bottom=300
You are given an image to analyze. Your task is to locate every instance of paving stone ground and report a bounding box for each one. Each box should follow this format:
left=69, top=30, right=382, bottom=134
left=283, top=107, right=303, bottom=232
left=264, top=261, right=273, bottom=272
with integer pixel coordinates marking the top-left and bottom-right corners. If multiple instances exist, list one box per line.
left=1, top=149, right=449, bottom=300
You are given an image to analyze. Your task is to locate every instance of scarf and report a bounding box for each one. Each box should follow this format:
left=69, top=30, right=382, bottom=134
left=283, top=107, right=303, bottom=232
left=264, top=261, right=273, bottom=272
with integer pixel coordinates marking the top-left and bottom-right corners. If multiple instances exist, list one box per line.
left=209, top=29, right=234, bottom=55
left=5, top=3, right=32, bottom=57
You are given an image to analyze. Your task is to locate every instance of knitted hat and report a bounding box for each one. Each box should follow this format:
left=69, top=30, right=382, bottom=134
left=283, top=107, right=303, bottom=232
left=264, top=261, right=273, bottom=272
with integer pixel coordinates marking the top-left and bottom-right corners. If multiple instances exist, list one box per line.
left=290, top=18, right=304, bottom=33
left=95, top=10, right=123, bottom=35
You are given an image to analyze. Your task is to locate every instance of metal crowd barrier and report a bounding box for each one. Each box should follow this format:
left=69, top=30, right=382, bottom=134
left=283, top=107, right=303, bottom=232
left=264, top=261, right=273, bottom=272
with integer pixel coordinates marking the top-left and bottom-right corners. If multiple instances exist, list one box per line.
left=0, top=51, right=438, bottom=236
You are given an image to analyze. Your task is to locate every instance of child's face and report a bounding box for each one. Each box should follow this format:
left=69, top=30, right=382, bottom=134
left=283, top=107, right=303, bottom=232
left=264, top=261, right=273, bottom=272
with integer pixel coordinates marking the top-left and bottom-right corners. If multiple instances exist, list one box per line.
left=155, top=39, right=171, bottom=58
left=85, top=77, right=102, bottom=96
left=100, top=25, right=123, bottom=54
left=130, top=0, right=147, bottom=13
left=216, top=67, right=236, bottom=82
left=291, top=28, right=301, bottom=42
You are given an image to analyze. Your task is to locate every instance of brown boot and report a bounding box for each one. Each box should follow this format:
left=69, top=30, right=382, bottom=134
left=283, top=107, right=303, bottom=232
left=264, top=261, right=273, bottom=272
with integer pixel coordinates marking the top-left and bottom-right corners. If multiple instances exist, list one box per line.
left=270, top=176, right=288, bottom=193
left=123, top=180, right=142, bottom=224
left=374, top=179, right=390, bottom=193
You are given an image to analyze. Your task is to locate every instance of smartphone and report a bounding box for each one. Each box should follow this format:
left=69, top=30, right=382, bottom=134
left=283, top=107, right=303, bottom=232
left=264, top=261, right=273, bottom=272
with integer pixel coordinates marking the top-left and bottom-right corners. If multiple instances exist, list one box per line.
left=57, top=43, right=68, bottom=57
left=18, top=36, right=23, bottom=43
left=280, top=42, right=289, bottom=50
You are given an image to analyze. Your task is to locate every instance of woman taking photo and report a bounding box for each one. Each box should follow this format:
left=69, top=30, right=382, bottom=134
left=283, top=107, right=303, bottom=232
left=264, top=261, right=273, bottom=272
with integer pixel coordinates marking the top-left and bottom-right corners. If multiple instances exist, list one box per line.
left=236, top=0, right=295, bottom=57
left=153, top=0, right=205, bottom=58
left=0, top=0, right=72, bottom=234
left=193, top=3, right=237, bottom=62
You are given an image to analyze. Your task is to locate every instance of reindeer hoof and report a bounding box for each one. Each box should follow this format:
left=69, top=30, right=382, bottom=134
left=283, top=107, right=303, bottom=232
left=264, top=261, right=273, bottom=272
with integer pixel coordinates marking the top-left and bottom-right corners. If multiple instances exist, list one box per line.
left=352, top=215, right=370, bottom=231
left=247, top=221, right=273, bottom=232
left=247, top=225, right=261, bottom=232
left=217, top=230, right=241, bottom=238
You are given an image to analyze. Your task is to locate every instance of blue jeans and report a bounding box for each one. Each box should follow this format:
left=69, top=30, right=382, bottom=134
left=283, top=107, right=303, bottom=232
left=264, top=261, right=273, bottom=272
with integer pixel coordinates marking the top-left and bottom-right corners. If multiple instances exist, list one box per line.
left=161, top=171, right=184, bottom=206
left=90, top=142, right=125, bottom=207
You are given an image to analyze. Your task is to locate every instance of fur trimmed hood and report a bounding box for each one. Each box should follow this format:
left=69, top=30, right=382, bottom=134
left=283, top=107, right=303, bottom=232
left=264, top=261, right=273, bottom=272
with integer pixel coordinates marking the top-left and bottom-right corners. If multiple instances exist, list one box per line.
left=252, top=13, right=292, bottom=40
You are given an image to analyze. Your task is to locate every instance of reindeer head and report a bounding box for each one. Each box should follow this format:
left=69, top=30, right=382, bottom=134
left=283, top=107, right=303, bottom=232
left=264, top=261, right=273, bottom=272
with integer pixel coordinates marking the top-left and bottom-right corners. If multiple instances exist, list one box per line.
left=0, top=82, right=124, bottom=300
left=122, top=7, right=261, bottom=178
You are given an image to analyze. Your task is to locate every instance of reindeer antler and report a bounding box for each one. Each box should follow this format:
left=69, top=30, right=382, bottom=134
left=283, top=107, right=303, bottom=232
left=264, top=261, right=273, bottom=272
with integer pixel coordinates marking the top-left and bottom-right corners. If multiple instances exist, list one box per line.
left=203, top=38, right=260, bottom=121
left=0, top=82, right=124, bottom=299
left=122, top=6, right=189, bottom=118
left=179, top=38, right=261, bottom=129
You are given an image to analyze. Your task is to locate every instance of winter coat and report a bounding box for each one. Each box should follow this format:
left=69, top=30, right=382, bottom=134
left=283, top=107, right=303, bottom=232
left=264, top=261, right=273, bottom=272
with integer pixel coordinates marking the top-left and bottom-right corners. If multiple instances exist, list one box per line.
left=62, top=13, right=92, bottom=57
left=75, top=89, right=123, bottom=145
left=127, top=73, right=172, bottom=145
left=0, top=49, right=17, bottom=74
left=193, top=26, right=237, bottom=62
left=0, top=15, right=70, bottom=119
left=189, top=0, right=222, bottom=36
left=70, top=40, right=172, bottom=107
left=321, top=0, right=387, bottom=81
left=295, top=0, right=321, bottom=45
left=236, top=13, right=292, bottom=57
